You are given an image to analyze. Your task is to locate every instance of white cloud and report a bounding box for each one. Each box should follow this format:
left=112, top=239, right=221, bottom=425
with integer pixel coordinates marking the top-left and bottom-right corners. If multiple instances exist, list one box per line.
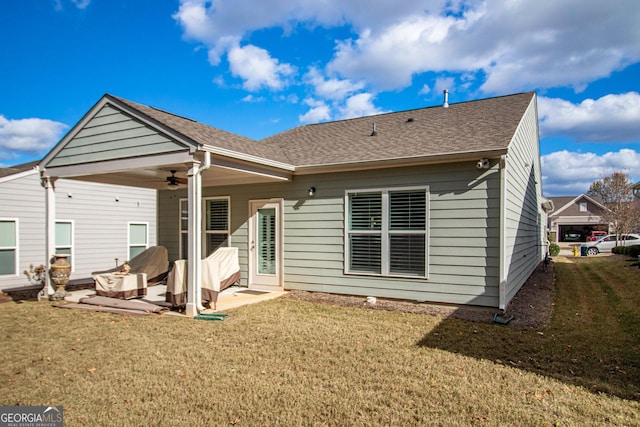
left=276, top=94, right=299, bottom=104
left=174, top=0, right=640, bottom=95
left=329, top=13, right=478, bottom=90
left=304, top=67, right=365, bottom=101
left=539, top=92, right=640, bottom=142
left=329, top=1, right=640, bottom=93
left=71, top=0, right=90, bottom=9
left=53, top=0, right=91, bottom=11
left=227, top=44, right=296, bottom=91
left=212, top=75, right=225, bottom=87
left=0, top=115, right=68, bottom=156
left=299, top=99, right=331, bottom=124
left=433, top=77, right=455, bottom=94
left=241, top=94, right=265, bottom=103
left=541, top=149, right=640, bottom=196
left=337, top=93, right=386, bottom=120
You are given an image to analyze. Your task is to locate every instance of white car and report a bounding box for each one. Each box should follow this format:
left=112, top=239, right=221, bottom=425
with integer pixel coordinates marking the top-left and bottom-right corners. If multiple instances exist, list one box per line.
left=580, top=234, right=640, bottom=255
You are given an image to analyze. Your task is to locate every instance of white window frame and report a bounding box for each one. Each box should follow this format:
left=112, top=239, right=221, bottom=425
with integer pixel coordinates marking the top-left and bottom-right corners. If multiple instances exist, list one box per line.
left=55, top=220, right=74, bottom=272
left=579, top=202, right=587, bottom=212
left=179, top=197, right=231, bottom=259
left=179, top=198, right=188, bottom=259
left=204, top=196, right=231, bottom=256
left=344, top=186, right=429, bottom=279
left=0, top=218, right=18, bottom=277
left=128, top=222, right=149, bottom=261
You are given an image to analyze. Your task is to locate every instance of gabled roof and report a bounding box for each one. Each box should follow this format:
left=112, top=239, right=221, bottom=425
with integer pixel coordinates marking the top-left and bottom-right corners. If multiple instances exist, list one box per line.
left=261, top=92, right=536, bottom=168
left=41, top=91, right=536, bottom=179
left=549, top=194, right=607, bottom=217
left=110, top=96, right=292, bottom=165
left=105, top=92, right=536, bottom=169
left=0, top=161, right=39, bottom=181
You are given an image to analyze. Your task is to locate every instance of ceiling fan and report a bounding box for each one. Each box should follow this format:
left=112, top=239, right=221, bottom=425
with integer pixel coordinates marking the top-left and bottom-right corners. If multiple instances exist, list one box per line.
left=166, top=170, right=187, bottom=190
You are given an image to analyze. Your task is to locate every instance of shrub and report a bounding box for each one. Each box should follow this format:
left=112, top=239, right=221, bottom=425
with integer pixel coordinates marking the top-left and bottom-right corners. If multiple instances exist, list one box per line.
left=549, top=243, right=560, bottom=256
left=612, top=246, right=625, bottom=255
left=611, top=245, right=640, bottom=258
left=23, top=264, right=46, bottom=287
left=628, top=245, right=640, bottom=258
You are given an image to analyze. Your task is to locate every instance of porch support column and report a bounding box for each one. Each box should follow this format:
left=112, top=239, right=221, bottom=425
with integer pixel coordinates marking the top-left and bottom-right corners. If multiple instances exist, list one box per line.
left=40, top=176, right=56, bottom=300
left=185, top=160, right=202, bottom=317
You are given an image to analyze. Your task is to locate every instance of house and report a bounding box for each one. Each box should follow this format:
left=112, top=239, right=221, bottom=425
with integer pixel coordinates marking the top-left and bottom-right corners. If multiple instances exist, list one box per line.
left=37, top=91, right=547, bottom=315
left=0, top=161, right=157, bottom=293
left=547, top=194, right=608, bottom=242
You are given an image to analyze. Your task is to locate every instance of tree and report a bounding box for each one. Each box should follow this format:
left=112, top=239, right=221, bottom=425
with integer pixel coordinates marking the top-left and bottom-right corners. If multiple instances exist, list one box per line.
left=588, top=172, right=640, bottom=242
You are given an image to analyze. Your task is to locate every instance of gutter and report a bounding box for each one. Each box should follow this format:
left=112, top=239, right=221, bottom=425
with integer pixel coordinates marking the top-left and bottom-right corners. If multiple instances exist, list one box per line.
left=293, top=148, right=508, bottom=175
left=499, top=154, right=507, bottom=311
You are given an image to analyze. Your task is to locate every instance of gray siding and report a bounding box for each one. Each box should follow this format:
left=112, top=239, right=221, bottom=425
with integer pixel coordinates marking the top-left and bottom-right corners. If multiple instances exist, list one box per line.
left=158, top=161, right=503, bottom=307
left=0, top=172, right=157, bottom=291
left=47, top=106, right=187, bottom=167
left=503, top=98, right=544, bottom=306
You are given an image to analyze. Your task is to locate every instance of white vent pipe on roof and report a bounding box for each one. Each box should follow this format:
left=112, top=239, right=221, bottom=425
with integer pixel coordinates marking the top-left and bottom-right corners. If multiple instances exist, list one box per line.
left=443, top=89, right=449, bottom=108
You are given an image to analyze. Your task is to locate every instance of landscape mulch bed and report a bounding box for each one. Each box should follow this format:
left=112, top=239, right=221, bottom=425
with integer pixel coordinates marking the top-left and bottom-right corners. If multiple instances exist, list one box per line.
left=282, top=260, right=556, bottom=328
left=2, top=261, right=556, bottom=328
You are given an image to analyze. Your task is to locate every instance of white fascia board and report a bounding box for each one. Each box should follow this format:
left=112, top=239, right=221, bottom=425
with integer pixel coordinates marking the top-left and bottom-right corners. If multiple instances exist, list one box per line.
left=294, top=148, right=507, bottom=175
left=41, top=151, right=194, bottom=178
left=203, top=146, right=295, bottom=172
left=551, top=216, right=603, bottom=224
left=0, top=167, right=38, bottom=184
left=212, top=162, right=291, bottom=182
left=41, top=96, right=196, bottom=170
left=551, top=194, right=584, bottom=217
left=579, top=193, right=608, bottom=210
left=552, top=193, right=608, bottom=217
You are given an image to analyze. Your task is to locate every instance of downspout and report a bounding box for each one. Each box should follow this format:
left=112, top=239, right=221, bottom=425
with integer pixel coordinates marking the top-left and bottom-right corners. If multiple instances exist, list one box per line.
left=499, top=154, right=507, bottom=311
left=193, top=151, right=211, bottom=313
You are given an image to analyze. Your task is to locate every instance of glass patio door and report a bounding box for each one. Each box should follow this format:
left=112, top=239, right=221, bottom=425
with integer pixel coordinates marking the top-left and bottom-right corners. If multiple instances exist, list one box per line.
left=249, top=199, right=283, bottom=288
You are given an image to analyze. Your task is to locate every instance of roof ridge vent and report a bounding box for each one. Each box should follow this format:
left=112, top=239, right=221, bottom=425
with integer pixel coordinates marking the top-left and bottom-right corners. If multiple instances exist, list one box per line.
left=443, top=89, right=449, bottom=108
left=370, top=122, right=377, bottom=136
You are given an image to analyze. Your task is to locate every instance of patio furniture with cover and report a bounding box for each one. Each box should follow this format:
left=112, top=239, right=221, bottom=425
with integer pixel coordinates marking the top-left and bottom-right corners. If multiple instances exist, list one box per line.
left=92, top=246, right=169, bottom=299
left=166, top=247, right=241, bottom=309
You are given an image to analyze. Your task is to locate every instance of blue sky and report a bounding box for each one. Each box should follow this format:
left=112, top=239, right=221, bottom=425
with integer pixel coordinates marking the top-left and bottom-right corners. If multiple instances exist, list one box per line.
left=1, top=0, right=639, bottom=196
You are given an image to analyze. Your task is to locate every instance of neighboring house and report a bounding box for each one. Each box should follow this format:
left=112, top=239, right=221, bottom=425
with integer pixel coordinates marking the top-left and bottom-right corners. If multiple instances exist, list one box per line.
left=38, top=91, right=547, bottom=315
left=0, top=162, right=157, bottom=292
left=547, top=194, right=608, bottom=242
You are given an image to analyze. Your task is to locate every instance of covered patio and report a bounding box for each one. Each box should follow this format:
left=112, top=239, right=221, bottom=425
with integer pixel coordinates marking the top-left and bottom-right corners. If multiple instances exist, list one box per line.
left=39, top=94, right=293, bottom=316
left=62, top=283, right=286, bottom=316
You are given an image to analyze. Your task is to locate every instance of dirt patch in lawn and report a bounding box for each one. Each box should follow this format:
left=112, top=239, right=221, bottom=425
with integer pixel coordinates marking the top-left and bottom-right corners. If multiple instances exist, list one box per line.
left=282, top=260, right=555, bottom=328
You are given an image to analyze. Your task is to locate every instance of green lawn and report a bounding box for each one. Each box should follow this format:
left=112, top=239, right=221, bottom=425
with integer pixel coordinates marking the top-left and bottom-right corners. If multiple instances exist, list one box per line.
left=0, top=256, right=639, bottom=426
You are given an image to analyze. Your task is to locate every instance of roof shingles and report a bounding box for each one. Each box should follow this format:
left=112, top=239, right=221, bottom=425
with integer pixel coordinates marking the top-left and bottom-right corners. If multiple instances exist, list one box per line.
left=261, top=92, right=535, bottom=167
left=104, top=92, right=535, bottom=169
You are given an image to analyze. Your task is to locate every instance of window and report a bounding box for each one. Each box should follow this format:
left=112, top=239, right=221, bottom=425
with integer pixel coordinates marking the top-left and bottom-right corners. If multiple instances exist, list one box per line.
left=579, top=202, right=587, bottom=212
left=179, top=197, right=230, bottom=259
left=205, top=198, right=230, bottom=256
left=346, top=187, right=428, bottom=278
left=55, top=221, right=73, bottom=268
left=180, top=199, right=188, bottom=259
left=128, top=223, right=148, bottom=260
left=0, top=219, right=17, bottom=276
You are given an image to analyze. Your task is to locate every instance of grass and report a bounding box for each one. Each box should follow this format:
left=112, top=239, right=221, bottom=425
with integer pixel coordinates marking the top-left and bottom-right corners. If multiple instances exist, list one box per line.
left=0, top=256, right=639, bottom=426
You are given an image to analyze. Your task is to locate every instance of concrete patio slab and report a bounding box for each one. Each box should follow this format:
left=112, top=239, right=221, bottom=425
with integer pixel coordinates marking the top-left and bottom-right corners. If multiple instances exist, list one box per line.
left=63, top=284, right=286, bottom=317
